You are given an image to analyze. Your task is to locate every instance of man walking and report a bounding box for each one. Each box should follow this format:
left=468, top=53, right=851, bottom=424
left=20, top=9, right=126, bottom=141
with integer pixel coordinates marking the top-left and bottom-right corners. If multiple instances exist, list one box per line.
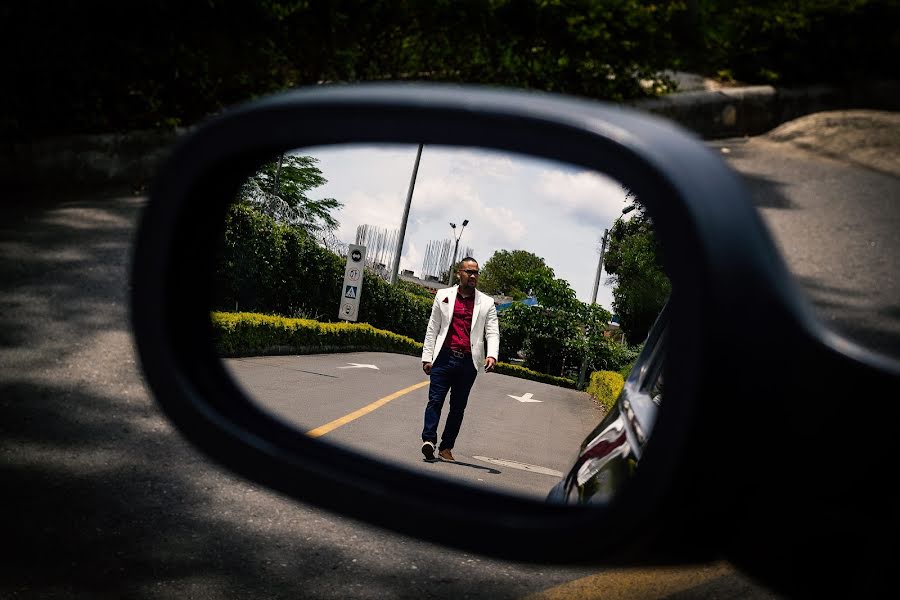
left=420, top=257, right=499, bottom=461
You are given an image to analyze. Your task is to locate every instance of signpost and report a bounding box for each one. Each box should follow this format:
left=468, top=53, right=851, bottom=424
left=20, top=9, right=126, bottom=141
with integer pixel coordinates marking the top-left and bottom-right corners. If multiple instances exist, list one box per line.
left=339, top=244, right=366, bottom=321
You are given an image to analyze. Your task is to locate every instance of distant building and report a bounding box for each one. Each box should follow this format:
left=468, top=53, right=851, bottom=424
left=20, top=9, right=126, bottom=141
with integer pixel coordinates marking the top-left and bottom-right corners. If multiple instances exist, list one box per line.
left=495, top=296, right=539, bottom=312
left=399, top=270, right=449, bottom=295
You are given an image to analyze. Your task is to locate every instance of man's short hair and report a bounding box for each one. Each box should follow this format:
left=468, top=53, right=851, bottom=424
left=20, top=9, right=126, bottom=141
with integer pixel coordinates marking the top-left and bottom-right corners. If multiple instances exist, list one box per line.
left=457, top=257, right=478, bottom=269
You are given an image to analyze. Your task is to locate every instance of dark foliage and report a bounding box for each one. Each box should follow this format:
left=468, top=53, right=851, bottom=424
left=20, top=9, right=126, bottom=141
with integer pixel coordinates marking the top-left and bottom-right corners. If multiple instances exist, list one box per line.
left=214, top=203, right=430, bottom=341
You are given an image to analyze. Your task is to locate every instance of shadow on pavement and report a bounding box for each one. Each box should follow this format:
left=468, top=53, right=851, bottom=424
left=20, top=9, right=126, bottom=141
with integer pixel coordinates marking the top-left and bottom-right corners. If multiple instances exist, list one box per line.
left=737, top=171, right=796, bottom=210
left=426, top=458, right=502, bottom=475
left=0, top=190, right=601, bottom=599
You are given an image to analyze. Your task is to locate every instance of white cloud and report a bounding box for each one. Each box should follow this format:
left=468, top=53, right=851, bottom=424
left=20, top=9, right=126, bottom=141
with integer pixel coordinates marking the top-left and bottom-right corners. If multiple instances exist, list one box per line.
left=334, top=189, right=406, bottom=243
left=296, top=144, right=627, bottom=310
left=447, top=149, right=521, bottom=180
left=537, top=168, right=628, bottom=224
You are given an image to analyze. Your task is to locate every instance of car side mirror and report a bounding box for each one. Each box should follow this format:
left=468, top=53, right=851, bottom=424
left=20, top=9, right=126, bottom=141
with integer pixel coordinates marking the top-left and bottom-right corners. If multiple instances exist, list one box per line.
left=131, top=83, right=900, bottom=584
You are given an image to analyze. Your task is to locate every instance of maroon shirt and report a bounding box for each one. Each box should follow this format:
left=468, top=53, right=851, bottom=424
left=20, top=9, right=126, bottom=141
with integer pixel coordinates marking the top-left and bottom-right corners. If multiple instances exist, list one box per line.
left=444, top=292, right=475, bottom=353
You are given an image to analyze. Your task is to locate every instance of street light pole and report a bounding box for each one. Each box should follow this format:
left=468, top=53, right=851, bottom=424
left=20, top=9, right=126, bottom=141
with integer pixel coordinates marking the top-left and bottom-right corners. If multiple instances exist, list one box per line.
left=450, top=238, right=460, bottom=284
left=577, top=227, right=609, bottom=389
left=589, top=228, right=610, bottom=305
left=389, top=143, right=424, bottom=285
left=446, top=219, right=468, bottom=285
left=577, top=204, right=634, bottom=389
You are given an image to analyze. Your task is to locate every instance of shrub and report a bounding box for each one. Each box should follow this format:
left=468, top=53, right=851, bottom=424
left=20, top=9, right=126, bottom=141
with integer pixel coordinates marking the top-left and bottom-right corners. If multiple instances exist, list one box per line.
left=357, top=271, right=432, bottom=341
left=586, top=370, right=625, bottom=412
left=214, top=203, right=431, bottom=341
left=212, top=311, right=422, bottom=357
left=618, top=360, right=637, bottom=381
left=493, top=362, right=576, bottom=389
left=212, top=310, right=578, bottom=390
left=397, top=279, right=435, bottom=299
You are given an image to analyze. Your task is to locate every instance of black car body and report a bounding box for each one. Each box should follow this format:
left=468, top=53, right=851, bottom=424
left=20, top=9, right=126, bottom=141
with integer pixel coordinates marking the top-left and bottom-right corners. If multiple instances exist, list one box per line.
left=549, top=303, right=666, bottom=505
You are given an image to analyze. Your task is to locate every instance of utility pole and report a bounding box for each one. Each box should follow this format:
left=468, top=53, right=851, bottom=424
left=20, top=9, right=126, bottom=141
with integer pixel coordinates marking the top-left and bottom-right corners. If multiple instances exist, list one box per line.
left=577, top=202, right=633, bottom=389
left=389, top=143, right=424, bottom=285
left=589, top=228, right=610, bottom=304
left=577, top=228, right=610, bottom=389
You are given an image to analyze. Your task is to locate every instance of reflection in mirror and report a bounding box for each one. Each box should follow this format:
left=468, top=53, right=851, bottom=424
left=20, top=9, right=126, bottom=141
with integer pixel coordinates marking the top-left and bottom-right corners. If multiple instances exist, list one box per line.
left=211, top=144, right=669, bottom=503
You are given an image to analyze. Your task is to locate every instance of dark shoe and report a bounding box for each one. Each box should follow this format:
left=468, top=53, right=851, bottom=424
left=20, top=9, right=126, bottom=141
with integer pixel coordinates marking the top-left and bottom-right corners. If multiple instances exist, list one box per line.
left=438, top=448, right=455, bottom=461
left=421, top=441, right=435, bottom=460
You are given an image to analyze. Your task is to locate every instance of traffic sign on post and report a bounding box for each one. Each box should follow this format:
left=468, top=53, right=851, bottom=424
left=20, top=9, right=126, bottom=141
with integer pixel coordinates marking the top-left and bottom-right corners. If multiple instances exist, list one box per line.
left=339, top=244, right=366, bottom=321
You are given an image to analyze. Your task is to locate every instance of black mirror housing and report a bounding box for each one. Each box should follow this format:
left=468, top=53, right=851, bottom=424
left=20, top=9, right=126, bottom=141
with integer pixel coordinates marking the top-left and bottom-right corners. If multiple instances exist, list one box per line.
left=132, top=83, right=899, bottom=595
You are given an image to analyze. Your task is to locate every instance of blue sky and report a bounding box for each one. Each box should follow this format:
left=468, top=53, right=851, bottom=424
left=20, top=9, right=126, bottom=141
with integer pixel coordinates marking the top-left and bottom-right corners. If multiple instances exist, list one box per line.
left=300, top=144, right=633, bottom=312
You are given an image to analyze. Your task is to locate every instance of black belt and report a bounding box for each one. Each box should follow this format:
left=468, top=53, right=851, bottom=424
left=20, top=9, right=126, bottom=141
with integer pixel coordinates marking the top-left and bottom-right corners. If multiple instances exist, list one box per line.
left=449, top=348, right=471, bottom=358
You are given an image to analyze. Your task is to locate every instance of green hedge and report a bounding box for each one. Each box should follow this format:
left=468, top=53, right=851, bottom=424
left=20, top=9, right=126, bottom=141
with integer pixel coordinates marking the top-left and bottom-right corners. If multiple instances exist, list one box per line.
left=493, top=362, right=576, bottom=389
left=212, top=311, right=422, bottom=357
left=586, top=370, right=625, bottom=411
left=618, top=360, right=637, bottom=381
left=213, top=311, right=578, bottom=390
left=358, top=271, right=433, bottom=342
left=215, top=203, right=431, bottom=341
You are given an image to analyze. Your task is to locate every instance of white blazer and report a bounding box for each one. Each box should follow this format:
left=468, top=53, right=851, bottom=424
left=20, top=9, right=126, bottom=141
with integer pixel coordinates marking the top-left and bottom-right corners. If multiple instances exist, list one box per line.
left=421, top=285, right=500, bottom=373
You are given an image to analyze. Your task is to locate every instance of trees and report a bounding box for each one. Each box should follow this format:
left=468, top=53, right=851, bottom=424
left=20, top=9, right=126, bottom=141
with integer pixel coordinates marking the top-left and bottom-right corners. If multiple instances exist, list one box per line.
left=7, top=2, right=686, bottom=139
left=603, top=200, right=670, bottom=344
left=681, top=0, right=900, bottom=85
left=498, top=268, right=637, bottom=381
left=238, top=154, right=342, bottom=235
left=214, top=203, right=431, bottom=340
left=11, top=2, right=900, bottom=140
left=500, top=302, right=573, bottom=376
left=478, top=250, right=553, bottom=300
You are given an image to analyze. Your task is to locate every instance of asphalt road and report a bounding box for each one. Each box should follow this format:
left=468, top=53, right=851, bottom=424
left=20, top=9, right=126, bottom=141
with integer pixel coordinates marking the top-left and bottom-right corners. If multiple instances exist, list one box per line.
left=6, top=110, right=898, bottom=598
left=711, top=112, right=900, bottom=359
left=224, top=352, right=603, bottom=500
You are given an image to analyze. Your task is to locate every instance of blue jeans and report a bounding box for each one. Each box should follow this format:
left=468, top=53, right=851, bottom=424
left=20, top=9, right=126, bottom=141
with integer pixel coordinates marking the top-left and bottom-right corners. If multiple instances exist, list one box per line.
left=422, top=348, right=478, bottom=451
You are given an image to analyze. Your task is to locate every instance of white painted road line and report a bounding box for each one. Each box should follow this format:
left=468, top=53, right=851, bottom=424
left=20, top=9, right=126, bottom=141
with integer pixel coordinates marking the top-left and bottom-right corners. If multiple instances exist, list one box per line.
left=473, top=456, right=563, bottom=477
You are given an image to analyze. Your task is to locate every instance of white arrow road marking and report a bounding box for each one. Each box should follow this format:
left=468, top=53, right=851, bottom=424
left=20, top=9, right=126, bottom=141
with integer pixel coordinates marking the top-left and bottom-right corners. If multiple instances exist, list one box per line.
left=508, top=392, right=542, bottom=403
left=337, top=363, right=380, bottom=370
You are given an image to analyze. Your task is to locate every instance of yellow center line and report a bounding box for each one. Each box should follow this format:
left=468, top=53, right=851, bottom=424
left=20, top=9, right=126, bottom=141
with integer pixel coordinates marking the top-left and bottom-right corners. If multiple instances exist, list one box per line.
left=306, top=380, right=430, bottom=438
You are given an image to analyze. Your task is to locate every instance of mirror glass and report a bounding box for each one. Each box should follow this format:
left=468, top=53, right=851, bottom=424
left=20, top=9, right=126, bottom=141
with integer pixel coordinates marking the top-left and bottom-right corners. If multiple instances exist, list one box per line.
left=212, top=144, right=668, bottom=503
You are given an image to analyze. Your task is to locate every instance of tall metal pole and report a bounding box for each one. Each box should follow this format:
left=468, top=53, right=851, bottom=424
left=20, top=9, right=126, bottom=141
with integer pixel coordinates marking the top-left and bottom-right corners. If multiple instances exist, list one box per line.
left=389, top=143, right=423, bottom=285
left=446, top=220, right=467, bottom=285
left=577, top=203, right=635, bottom=388
left=589, top=228, right=610, bottom=304
left=448, top=238, right=460, bottom=285
left=577, top=227, right=610, bottom=389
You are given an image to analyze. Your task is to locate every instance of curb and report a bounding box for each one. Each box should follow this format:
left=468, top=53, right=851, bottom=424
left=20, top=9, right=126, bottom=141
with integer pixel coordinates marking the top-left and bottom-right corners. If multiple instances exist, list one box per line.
left=632, top=79, right=900, bottom=139
left=4, top=79, right=899, bottom=191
